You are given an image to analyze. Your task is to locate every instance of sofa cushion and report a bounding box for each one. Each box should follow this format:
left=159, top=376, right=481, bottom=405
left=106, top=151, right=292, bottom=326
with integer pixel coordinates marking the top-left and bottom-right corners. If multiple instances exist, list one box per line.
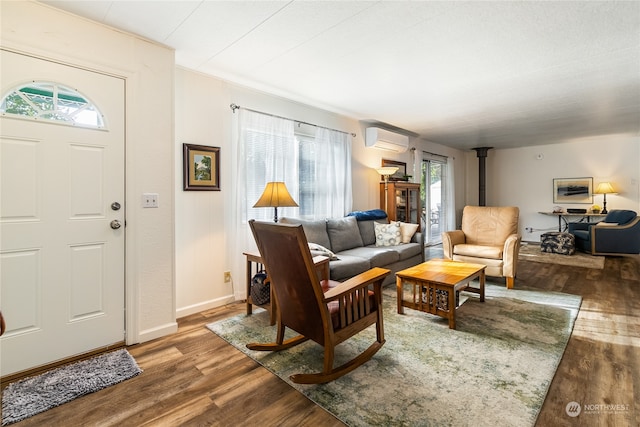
left=573, top=229, right=590, bottom=241
left=399, top=222, right=419, bottom=243
left=374, top=222, right=401, bottom=246
left=357, top=219, right=388, bottom=246
left=367, top=243, right=422, bottom=261
left=380, top=242, right=423, bottom=261
left=453, top=254, right=504, bottom=278
left=328, top=254, right=371, bottom=281
left=280, top=217, right=331, bottom=249
left=603, top=210, right=636, bottom=225
left=339, top=246, right=399, bottom=267
left=327, top=216, right=364, bottom=252
left=453, top=244, right=503, bottom=260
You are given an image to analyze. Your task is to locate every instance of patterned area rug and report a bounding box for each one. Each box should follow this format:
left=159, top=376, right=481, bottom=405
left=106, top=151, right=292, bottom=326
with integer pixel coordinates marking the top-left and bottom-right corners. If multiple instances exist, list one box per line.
left=208, top=283, right=581, bottom=427
left=1, top=349, right=142, bottom=425
left=519, top=242, right=605, bottom=269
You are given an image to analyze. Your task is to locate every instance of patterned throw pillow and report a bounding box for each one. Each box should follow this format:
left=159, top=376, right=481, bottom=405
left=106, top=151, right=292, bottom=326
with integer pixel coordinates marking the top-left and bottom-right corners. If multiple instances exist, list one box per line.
left=374, top=222, right=401, bottom=246
left=308, top=243, right=339, bottom=260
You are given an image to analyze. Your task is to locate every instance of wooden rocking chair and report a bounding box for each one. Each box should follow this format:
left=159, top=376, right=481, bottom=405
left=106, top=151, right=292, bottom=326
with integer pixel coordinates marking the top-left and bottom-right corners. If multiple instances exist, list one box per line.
left=248, top=220, right=390, bottom=384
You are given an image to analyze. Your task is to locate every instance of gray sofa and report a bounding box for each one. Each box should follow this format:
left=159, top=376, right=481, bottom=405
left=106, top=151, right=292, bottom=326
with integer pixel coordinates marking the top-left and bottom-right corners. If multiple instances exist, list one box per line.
left=280, top=215, right=424, bottom=286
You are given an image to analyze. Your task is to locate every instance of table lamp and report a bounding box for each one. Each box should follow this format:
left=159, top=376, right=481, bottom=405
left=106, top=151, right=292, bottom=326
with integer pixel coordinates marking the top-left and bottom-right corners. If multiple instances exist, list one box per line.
left=593, top=182, right=617, bottom=214
left=253, top=181, right=298, bottom=223
left=376, top=166, right=399, bottom=211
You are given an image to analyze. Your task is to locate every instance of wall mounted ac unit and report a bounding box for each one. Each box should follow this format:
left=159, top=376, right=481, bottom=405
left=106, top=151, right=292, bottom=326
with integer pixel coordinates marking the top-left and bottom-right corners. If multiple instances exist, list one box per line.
left=365, top=127, right=409, bottom=153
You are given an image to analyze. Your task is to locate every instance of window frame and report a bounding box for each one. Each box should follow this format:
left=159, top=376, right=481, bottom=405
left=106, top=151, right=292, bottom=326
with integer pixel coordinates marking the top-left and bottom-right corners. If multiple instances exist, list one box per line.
left=0, top=81, right=106, bottom=129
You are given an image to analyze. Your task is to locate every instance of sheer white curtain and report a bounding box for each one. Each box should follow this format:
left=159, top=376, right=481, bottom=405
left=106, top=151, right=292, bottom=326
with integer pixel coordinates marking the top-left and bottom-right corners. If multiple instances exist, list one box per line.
left=445, top=158, right=456, bottom=230
left=231, top=109, right=297, bottom=299
left=239, top=110, right=299, bottom=223
left=310, top=127, right=352, bottom=218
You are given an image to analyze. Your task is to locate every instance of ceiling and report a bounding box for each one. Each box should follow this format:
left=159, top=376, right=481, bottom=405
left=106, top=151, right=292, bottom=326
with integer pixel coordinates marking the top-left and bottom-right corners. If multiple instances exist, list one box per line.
left=41, top=1, right=640, bottom=150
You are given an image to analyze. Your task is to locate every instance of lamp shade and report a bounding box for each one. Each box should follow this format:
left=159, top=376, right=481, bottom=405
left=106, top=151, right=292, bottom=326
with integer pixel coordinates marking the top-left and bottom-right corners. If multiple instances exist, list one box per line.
left=253, top=182, right=299, bottom=208
left=594, top=182, right=616, bottom=194
left=376, top=166, right=399, bottom=177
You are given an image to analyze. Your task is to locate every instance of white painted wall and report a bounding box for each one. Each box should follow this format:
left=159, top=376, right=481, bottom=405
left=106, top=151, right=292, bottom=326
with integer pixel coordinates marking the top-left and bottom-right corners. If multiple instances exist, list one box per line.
left=173, top=68, right=466, bottom=316
left=174, top=70, right=233, bottom=316
left=1, top=1, right=177, bottom=343
left=467, top=135, right=640, bottom=242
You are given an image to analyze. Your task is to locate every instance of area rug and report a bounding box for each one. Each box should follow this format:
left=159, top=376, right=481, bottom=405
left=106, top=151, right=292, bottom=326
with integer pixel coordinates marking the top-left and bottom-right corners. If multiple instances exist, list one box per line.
left=519, top=242, right=605, bottom=269
left=207, top=283, right=581, bottom=427
left=1, top=349, right=142, bottom=425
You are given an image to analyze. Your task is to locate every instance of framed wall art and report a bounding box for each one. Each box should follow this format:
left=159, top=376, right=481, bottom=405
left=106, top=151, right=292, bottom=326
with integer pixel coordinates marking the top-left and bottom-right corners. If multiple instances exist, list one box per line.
left=553, top=177, right=593, bottom=204
left=183, top=144, right=220, bottom=191
left=381, top=159, right=407, bottom=181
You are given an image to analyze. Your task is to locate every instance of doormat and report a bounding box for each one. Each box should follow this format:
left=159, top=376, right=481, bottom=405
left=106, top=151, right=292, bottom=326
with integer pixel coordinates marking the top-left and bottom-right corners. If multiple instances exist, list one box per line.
left=1, top=349, right=142, bottom=425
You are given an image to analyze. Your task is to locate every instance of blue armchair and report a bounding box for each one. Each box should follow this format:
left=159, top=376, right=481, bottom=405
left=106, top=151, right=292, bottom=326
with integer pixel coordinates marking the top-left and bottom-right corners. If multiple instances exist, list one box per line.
left=568, top=210, right=640, bottom=255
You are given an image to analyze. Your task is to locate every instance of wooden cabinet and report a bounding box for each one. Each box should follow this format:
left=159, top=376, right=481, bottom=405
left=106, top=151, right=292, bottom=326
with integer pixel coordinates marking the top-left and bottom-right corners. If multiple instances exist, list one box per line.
left=380, top=182, right=421, bottom=230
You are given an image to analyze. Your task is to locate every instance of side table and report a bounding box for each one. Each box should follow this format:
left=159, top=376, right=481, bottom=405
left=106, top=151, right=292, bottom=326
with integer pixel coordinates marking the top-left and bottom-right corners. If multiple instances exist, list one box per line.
left=243, top=252, right=276, bottom=325
left=538, top=211, right=606, bottom=232
left=243, top=252, right=330, bottom=326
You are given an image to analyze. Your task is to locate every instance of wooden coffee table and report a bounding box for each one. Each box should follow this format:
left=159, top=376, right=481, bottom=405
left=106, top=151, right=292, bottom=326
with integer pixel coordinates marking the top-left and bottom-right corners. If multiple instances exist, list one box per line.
left=396, top=259, right=486, bottom=329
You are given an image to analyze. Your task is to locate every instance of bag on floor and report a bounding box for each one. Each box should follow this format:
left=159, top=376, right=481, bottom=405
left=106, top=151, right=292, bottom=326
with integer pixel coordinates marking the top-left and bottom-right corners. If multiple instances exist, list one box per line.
left=250, top=270, right=270, bottom=305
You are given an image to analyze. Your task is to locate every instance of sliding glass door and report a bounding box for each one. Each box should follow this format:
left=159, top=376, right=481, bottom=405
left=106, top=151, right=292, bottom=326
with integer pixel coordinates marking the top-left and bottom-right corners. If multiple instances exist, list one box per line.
left=421, top=157, right=447, bottom=245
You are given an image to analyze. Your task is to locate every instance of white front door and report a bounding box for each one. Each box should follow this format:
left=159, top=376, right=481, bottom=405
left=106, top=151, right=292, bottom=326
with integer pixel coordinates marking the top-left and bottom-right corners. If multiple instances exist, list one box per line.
left=0, top=50, right=125, bottom=376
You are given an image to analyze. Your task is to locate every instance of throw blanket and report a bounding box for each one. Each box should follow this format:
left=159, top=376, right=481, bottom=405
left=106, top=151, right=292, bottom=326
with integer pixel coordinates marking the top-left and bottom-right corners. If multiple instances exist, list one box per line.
left=347, top=209, right=387, bottom=221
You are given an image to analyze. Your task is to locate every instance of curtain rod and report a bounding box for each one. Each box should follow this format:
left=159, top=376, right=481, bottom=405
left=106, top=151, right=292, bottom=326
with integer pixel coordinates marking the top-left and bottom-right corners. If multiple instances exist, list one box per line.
left=230, top=103, right=356, bottom=137
left=421, top=149, right=448, bottom=159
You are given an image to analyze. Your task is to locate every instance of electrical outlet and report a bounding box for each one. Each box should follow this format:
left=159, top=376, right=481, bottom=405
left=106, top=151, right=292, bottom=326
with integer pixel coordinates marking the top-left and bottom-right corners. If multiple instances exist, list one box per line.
left=525, top=227, right=533, bottom=233
left=142, top=193, right=159, bottom=208
left=224, top=271, right=231, bottom=283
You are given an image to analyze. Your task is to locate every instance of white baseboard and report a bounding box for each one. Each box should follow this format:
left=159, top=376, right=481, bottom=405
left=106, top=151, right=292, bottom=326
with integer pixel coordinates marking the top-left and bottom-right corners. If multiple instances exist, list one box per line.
left=176, top=294, right=237, bottom=319
left=137, top=322, right=178, bottom=343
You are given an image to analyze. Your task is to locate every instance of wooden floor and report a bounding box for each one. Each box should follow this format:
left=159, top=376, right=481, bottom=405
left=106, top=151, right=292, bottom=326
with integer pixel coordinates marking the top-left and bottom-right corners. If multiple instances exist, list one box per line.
left=4, top=253, right=639, bottom=426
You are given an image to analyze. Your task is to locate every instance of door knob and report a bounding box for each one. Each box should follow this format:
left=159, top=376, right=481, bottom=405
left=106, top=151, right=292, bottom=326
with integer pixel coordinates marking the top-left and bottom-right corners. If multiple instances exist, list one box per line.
left=110, top=220, right=122, bottom=230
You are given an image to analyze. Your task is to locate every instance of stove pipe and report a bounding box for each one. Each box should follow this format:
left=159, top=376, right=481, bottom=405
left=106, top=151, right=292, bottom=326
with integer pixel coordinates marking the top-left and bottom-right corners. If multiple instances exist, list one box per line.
left=472, top=147, right=493, bottom=206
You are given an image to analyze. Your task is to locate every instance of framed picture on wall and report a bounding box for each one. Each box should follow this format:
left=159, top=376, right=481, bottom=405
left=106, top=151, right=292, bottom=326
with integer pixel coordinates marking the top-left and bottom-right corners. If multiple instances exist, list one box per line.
left=553, top=177, right=593, bottom=204
left=183, top=144, right=220, bottom=191
left=381, top=159, right=407, bottom=181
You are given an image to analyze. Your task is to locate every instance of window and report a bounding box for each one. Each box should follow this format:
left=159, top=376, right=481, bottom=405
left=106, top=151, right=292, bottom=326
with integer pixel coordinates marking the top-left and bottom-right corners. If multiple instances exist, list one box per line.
left=239, top=109, right=351, bottom=222
left=297, top=133, right=317, bottom=217
left=1, top=82, right=105, bottom=128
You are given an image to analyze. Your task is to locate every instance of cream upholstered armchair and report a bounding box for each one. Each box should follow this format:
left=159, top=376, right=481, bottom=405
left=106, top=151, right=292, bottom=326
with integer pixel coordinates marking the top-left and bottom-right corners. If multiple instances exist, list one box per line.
left=442, top=206, right=521, bottom=289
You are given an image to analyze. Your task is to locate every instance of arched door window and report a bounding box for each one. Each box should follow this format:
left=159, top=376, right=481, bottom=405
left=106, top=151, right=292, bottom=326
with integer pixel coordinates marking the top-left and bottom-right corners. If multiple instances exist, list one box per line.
left=0, top=81, right=105, bottom=129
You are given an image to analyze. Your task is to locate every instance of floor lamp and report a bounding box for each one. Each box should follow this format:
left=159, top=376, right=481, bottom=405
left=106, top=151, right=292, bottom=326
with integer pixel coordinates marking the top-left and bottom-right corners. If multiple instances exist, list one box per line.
left=253, top=181, right=298, bottom=223
left=376, top=166, right=399, bottom=212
